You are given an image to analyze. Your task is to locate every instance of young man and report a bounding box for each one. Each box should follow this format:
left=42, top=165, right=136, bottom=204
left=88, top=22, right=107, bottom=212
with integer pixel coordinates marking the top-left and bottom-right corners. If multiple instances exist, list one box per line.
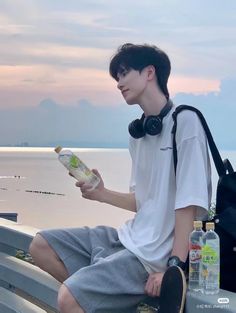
left=29, top=43, right=212, bottom=313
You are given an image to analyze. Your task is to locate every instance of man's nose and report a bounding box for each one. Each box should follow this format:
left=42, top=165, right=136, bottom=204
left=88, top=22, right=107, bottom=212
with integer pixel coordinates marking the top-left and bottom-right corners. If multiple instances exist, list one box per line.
left=117, top=79, right=123, bottom=90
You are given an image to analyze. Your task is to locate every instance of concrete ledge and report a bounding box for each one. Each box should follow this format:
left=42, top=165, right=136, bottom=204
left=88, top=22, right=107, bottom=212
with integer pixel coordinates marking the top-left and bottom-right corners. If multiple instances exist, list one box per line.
left=0, top=217, right=37, bottom=253
left=0, top=286, right=47, bottom=313
left=185, top=289, right=236, bottom=313
left=0, top=217, right=37, bottom=257
left=0, top=219, right=60, bottom=312
left=0, top=252, right=60, bottom=310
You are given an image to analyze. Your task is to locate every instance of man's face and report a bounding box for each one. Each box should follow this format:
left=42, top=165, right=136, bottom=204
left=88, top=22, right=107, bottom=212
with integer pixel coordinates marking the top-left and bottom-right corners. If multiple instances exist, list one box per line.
left=116, top=68, right=149, bottom=105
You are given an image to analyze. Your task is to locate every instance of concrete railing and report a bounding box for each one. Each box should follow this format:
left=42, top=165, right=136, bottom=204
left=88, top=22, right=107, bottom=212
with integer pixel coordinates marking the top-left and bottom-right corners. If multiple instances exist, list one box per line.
left=0, top=217, right=236, bottom=313
left=0, top=218, right=60, bottom=312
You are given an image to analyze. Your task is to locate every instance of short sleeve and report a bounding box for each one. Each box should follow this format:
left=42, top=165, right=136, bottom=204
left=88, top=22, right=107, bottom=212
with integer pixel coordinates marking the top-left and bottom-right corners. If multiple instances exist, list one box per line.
left=174, top=111, right=212, bottom=219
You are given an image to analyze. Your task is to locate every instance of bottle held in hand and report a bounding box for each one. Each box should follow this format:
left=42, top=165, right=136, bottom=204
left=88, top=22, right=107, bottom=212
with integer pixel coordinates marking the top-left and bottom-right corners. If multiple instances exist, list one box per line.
left=55, top=146, right=100, bottom=189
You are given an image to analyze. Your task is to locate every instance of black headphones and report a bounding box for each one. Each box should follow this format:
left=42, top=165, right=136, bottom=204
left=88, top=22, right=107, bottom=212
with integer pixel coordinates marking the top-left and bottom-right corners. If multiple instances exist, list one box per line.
left=128, top=100, right=173, bottom=139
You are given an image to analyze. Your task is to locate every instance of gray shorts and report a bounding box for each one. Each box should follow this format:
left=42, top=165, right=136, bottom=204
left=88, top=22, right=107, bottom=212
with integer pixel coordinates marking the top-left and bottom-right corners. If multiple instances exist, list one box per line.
left=39, top=226, right=149, bottom=313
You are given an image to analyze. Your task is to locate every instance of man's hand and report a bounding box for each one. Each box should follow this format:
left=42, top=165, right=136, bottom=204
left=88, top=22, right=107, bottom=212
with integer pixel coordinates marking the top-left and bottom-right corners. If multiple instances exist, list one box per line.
left=75, top=169, right=105, bottom=202
left=71, top=169, right=136, bottom=211
left=144, top=272, right=165, bottom=297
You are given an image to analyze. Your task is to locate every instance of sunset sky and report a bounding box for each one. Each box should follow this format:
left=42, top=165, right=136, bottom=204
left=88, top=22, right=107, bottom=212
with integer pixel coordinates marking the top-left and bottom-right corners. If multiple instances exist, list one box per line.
left=0, top=0, right=236, bottom=148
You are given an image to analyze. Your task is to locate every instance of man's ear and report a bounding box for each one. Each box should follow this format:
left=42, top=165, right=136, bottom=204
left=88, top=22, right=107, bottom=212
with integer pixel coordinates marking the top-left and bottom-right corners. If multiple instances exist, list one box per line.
left=146, top=65, right=156, bottom=81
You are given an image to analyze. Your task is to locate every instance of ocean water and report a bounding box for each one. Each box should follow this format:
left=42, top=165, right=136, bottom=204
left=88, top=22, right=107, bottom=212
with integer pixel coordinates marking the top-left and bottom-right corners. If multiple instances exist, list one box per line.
left=0, top=147, right=235, bottom=230
left=0, top=148, right=134, bottom=229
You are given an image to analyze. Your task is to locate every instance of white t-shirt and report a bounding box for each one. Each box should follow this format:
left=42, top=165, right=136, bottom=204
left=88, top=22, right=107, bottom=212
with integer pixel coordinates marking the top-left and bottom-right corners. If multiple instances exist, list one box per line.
left=118, top=105, right=212, bottom=273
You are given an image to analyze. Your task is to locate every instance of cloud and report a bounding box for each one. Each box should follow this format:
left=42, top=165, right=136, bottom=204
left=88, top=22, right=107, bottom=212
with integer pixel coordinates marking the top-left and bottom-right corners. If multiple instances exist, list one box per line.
left=0, top=0, right=235, bottom=150
left=0, top=97, right=142, bottom=147
left=169, top=75, right=220, bottom=95
left=0, top=63, right=221, bottom=109
left=173, top=77, right=236, bottom=149
left=0, top=65, right=121, bottom=107
left=0, top=44, right=112, bottom=69
left=1, top=0, right=235, bottom=79
left=0, top=77, right=235, bottom=149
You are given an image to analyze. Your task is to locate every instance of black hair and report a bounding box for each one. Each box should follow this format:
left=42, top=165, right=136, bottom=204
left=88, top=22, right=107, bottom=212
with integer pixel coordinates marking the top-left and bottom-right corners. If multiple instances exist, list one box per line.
left=109, top=43, right=171, bottom=99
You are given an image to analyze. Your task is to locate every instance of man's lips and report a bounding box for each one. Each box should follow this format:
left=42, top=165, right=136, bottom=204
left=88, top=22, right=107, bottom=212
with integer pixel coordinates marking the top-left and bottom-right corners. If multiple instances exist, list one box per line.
left=122, top=89, right=129, bottom=96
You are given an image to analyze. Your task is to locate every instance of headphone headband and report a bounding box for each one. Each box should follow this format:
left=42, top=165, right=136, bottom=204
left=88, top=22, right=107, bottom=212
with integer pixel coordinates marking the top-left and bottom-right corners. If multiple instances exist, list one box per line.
left=159, top=100, right=173, bottom=118
left=129, top=100, right=173, bottom=139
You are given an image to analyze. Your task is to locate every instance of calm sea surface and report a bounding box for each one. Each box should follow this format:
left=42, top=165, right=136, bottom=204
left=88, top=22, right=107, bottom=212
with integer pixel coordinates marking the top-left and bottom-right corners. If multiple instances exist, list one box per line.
left=0, top=148, right=134, bottom=229
left=0, top=147, right=235, bottom=230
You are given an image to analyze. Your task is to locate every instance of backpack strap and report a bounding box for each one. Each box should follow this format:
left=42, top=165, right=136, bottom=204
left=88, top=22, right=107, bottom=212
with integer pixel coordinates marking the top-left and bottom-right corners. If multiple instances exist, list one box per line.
left=172, top=105, right=226, bottom=178
left=223, top=159, right=234, bottom=174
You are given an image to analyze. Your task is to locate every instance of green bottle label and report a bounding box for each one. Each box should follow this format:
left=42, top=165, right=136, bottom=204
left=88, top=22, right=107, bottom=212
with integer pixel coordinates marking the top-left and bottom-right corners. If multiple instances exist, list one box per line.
left=202, top=243, right=219, bottom=265
left=70, top=155, right=80, bottom=168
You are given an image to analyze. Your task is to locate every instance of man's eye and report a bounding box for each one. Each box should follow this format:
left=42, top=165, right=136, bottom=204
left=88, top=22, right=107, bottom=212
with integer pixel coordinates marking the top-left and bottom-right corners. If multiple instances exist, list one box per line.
left=117, top=69, right=129, bottom=81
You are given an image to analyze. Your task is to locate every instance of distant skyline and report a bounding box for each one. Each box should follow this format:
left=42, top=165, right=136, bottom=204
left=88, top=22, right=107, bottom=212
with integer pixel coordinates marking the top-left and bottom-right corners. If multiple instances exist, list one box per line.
left=0, top=0, right=236, bottom=149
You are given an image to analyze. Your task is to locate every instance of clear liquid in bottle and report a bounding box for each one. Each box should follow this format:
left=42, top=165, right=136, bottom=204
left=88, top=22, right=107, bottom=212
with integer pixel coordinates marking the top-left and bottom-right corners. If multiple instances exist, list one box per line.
left=189, top=220, right=204, bottom=293
left=55, top=146, right=100, bottom=189
left=202, top=222, right=220, bottom=295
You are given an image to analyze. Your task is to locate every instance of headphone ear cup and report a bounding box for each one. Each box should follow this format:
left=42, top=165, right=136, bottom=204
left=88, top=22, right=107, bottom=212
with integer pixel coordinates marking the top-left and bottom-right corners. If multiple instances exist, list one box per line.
left=143, top=116, right=163, bottom=136
left=129, top=101, right=173, bottom=139
left=128, top=119, right=146, bottom=139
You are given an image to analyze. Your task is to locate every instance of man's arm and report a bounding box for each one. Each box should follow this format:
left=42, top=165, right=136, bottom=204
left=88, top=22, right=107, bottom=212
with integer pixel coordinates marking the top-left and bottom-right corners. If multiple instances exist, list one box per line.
left=145, top=205, right=196, bottom=297
left=170, top=205, right=196, bottom=262
left=99, top=189, right=136, bottom=212
left=75, top=169, right=137, bottom=212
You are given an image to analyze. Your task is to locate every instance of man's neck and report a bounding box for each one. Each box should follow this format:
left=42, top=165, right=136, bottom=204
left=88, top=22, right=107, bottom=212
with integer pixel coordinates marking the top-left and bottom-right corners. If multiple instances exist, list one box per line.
left=140, top=90, right=168, bottom=117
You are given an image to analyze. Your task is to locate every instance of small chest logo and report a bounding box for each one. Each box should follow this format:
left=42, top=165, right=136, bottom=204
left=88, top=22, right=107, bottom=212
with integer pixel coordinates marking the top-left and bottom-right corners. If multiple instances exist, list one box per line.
left=160, top=146, right=173, bottom=151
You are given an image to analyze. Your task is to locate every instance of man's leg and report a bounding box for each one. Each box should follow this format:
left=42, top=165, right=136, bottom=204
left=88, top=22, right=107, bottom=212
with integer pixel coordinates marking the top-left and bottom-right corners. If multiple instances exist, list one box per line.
left=29, top=234, right=69, bottom=282
left=58, top=284, right=85, bottom=313
left=62, top=248, right=149, bottom=313
left=30, top=226, right=94, bottom=283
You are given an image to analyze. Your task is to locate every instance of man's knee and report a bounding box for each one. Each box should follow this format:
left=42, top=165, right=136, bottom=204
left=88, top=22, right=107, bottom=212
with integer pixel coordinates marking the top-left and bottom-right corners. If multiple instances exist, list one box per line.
left=29, top=233, right=69, bottom=282
left=58, top=284, right=85, bottom=313
left=30, top=234, right=45, bottom=254
left=29, top=234, right=51, bottom=264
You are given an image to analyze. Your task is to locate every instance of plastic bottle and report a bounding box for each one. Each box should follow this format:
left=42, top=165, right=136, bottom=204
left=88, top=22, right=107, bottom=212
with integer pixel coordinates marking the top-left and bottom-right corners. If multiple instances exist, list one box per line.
left=188, top=220, right=204, bottom=292
left=202, top=222, right=220, bottom=295
left=55, top=146, right=100, bottom=190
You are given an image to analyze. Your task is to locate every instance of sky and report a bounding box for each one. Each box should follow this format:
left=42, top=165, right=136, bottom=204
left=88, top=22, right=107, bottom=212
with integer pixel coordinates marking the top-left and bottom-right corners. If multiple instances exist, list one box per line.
left=0, top=0, right=236, bottom=149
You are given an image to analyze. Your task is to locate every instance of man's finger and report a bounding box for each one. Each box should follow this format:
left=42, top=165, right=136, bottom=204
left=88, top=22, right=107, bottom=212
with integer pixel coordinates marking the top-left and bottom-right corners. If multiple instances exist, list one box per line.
left=75, top=181, right=85, bottom=187
left=154, top=284, right=160, bottom=296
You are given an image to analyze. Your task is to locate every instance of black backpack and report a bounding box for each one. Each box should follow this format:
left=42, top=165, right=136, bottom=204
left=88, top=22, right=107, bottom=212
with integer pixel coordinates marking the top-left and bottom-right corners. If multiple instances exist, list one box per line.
left=172, top=105, right=236, bottom=292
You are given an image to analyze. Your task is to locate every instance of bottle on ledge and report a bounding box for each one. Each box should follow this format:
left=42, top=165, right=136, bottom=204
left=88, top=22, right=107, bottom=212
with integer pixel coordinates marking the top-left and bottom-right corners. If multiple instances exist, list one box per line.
left=202, top=222, right=220, bottom=295
left=188, top=220, right=204, bottom=293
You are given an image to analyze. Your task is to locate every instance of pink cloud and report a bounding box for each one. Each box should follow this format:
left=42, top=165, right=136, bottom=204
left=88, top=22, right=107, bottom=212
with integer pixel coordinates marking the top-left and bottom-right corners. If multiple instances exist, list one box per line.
left=169, top=75, right=220, bottom=95
left=0, top=64, right=220, bottom=108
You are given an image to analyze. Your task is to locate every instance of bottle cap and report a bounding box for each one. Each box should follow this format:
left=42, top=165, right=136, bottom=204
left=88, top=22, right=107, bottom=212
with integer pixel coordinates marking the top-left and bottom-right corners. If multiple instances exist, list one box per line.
left=193, top=220, right=202, bottom=228
left=54, top=146, right=62, bottom=154
left=206, top=222, right=215, bottom=230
